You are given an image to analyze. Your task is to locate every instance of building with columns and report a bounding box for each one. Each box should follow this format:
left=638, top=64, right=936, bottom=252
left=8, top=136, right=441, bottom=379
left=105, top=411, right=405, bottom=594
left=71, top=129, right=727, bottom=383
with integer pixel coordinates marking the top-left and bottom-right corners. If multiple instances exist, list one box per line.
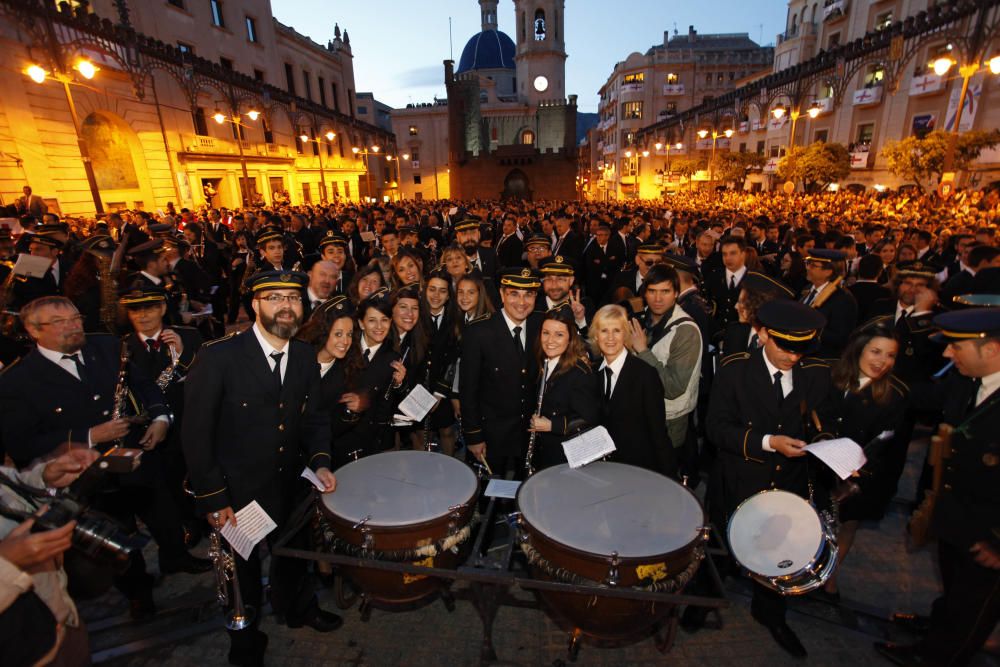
left=393, top=0, right=577, bottom=201
left=634, top=0, right=1000, bottom=194
left=589, top=26, right=774, bottom=200
left=0, top=0, right=394, bottom=216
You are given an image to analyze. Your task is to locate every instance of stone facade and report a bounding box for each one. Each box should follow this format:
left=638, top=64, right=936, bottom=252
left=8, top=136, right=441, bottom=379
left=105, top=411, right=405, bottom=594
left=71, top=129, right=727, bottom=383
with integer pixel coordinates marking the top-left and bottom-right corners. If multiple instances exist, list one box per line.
left=0, top=0, right=393, bottom=215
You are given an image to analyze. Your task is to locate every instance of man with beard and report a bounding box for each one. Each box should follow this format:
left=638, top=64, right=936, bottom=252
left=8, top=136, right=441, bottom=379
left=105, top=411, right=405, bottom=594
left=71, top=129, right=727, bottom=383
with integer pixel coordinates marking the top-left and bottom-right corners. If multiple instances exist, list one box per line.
left=536, top=256, right=593, bottom=332
left=0, top=295, right=171, bottom=618
left=183, top=270, right=340, bottom=667
left=454, top=217, right=497, bottom=279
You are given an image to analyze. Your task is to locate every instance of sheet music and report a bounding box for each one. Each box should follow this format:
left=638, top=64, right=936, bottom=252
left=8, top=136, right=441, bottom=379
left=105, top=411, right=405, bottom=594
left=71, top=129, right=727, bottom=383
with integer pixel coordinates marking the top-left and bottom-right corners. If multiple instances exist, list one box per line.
left=397, top=384, right=440, bottom=422
left=484, top=479, right=521, bottom=499
left=12, top=253, right=52, bottom=278
left=805, top=437, right=867, bottom=480
left=300, top=467, right=326, bottom=491
left=562, top=426, right=616, bottom=469
left=360, top=231, right=376, bottom=242
left=218, top=500, right=277, bottom=560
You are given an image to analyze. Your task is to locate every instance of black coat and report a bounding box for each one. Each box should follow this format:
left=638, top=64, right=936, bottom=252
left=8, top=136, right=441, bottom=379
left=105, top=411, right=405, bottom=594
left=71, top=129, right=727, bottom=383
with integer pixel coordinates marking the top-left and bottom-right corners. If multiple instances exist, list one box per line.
left=704, top=270, right=743, bottom=331
left=929, top=374, right=1000, bottom=552
left=815, top=377, right=908, bottom=521
left=582, top=237, right=626, bottom=303
left=601, top=354, right=674, bottom=476
left=0, top=333, right=169, bottom=466
left=720, top=322, right=754, bottom=356
left=803, top=284, right=858, bottom=360
left=125, top=326, right=202, bottom=416
left=707, top=348, right=830, bottom=512
left=182, top=330, right=331, bottom=519
left=495, top=233, right=524, bottom=269
left=552, top=230, right=585, bottom=269
left=868, top=299, right=946, bottom=383
left=849, top=281, right=893, bottom=323
left=532, top=361, right=602, bottom=471
left=359, top=341, right=403, bottom=452
left=459, top=311, right=541, bottom=464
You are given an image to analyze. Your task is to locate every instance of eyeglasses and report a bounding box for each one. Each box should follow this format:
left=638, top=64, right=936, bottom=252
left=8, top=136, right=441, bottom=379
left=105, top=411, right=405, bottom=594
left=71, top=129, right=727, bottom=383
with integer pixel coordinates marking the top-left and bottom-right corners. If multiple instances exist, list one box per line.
left=258, top=294, right=303, bottom=304
left=36, top=314, right=84, bottom=327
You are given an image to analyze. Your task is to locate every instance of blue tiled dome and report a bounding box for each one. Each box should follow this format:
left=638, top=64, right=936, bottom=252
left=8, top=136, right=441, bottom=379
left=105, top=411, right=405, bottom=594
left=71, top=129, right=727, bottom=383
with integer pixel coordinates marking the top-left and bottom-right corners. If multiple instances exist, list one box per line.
left=456, top=29, right=515, bottom=73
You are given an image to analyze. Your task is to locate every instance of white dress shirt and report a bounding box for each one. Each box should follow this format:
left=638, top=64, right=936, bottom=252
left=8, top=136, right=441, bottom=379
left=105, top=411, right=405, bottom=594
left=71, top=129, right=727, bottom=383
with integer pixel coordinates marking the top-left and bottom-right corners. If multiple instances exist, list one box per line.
left=725, top=266, right=747, bottom=289
left=501, top=309, right=526, bottom=349
left=598, top=350, right=628, bottom=398
left=252, top=323, right=288, bottom=383
left=761, top=352, right=793, bottom=452
left=977, top=369, right=1000, bottom=407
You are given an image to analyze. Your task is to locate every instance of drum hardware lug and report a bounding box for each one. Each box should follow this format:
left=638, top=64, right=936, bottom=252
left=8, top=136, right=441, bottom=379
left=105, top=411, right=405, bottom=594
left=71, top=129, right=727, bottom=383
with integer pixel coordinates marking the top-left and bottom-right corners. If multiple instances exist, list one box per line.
left=606, top=551, right=620, bottom=587
left=361, top=526, right=374, bottom=554
left=682, top=474, right=689, bottom=487
left=700, top=525, right=711, bottom=542
left=348, top=449, right=363, bottom=461
left=447, top=504, right=463, bottom=537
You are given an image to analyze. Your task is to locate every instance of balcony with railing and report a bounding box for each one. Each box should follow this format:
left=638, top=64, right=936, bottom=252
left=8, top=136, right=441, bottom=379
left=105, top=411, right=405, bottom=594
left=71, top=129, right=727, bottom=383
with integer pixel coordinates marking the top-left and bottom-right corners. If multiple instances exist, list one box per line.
left=777, top=21, right=818, bottom=44
left=852, top=85, right=883, bottom=106
left=183, top=135, right=293, bottom=158
left=823, top=0, right=848, bottom=22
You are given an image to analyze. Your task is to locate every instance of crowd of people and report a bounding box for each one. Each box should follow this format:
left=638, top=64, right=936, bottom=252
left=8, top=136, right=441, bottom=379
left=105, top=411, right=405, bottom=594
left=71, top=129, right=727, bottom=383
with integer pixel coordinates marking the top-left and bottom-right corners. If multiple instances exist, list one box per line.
left=0, top=185, right=998, bottom=666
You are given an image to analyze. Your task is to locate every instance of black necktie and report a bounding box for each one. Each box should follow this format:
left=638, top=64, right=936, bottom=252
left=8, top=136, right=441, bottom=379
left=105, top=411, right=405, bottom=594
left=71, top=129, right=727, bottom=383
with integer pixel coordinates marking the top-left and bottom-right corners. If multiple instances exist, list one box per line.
left=773, top=371, right=784, bottom=405
left=966, top=378, right=983, bottom=417
left=604, top=367, right=613, bottom=403
left=62, top=353, right=88, bottom=385
left=749, top=333, right=759, bottom=350
left=432, top=314, right=441, bottom=330
left=513, top=326, right=524, bottom=357
left=729, top=275, right=736, bottom=290
left=363, top=348, right=371, bottom=363
left=145, top=338, right=160, bottom=352
left=270, top=351, right=284, bottom=390
left=804, top=288, right=817, bottom=306
left=897, top=307, right=910, bottom=324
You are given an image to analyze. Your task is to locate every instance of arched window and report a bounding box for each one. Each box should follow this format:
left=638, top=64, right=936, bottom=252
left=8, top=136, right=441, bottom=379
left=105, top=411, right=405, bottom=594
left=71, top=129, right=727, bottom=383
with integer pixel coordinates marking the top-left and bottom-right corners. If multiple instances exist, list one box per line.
left=534, top=9, right=546, bottom=41
left=521, top=129, right=535, bottom=145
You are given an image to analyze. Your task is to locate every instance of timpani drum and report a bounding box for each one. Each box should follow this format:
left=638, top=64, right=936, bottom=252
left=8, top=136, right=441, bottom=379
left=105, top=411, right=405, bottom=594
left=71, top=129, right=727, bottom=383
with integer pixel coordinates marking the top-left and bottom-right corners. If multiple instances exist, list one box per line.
left=516, top=463, right=707, bottom=640
left=319, top=451, right=479, bottom=605
left=727, top=490, right=838, bottom=595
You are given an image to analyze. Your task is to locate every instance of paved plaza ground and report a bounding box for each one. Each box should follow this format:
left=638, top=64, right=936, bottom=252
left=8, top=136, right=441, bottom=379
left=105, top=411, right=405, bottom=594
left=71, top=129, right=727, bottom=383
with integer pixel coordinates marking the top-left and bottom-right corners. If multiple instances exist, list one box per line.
left=80, top=428, right=1000, bottom=667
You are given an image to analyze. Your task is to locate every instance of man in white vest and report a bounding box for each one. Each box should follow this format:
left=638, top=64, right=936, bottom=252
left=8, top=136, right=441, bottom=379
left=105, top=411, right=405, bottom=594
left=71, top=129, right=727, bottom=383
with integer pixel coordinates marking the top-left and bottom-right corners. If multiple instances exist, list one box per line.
left=624, top=263, right=702, bottom=467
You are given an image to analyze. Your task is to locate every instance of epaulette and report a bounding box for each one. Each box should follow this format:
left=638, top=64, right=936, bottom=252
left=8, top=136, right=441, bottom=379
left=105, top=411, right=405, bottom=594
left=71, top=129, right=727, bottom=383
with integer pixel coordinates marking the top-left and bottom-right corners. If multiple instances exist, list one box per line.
left=889, top=374, right=910, bottom=396
left=0, top=355, right=24, bottom=375
left=909, top=314, right=935, bottom=333
left=574, top=359, right=593, bottom=374
left=468, top=313, right=491, bottom=325
left=720, top=352, right=750, bottom=367
left=202, top=331, right=237, bottom=347
left=799, top=357, right=830, bottom=369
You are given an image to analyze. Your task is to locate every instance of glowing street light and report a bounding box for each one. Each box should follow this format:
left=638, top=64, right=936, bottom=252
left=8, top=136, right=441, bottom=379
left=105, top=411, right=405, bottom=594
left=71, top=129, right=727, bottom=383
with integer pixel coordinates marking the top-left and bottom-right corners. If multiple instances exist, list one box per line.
left=25, top=65, right=47, bottom=84
left=771, top=105, right=787, bottom=120
left=989, top=55, right=1000, bottom=75
left=299, top=133, right=310, bottom=142
left=246, top=109, right=260, bottom=121
left=697, top=129, right=708, bottom=139
left=325, top=130, right=335, bottom=141
left=213, top=109, right=227, bottom=124
left=74, top=60, right=97, bottom=80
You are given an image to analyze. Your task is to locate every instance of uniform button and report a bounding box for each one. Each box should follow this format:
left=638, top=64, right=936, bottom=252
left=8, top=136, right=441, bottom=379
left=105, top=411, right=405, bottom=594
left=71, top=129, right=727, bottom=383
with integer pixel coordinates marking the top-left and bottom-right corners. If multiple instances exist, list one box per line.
left=943, top=483, right=952, bottom=490
left=279, top=403, right=284, bottom=409
left=278, top=467, right=283, bottom=473
left=242, top=402, right=248, bottom=408
left=775, top=465, right=782, bottom=471
left=279, top=424, right=285, bottom=431
left=279, top=446, right=285, bottom=452
left=55, top=407, right=62, bottom=413
left=103, top=410, right=110, bottom=416
left=93, top=394, right=100, bottom=401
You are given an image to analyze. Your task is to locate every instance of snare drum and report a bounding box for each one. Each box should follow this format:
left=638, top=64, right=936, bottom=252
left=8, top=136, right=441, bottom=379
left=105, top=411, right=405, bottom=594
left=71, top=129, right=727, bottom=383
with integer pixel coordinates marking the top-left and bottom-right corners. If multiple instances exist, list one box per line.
left=320, top=451, right=478, bottom=605
left=517, top=463, right=706, bottom=640
left=727, top=490, right=838, bottom=595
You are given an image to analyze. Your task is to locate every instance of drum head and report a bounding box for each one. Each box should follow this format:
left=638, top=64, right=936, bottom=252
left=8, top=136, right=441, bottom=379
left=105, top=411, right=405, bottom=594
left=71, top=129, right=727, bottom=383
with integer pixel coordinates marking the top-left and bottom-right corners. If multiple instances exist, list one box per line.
left=322, top=451, right=478, bottom=526
left=727, top=490, right=823, bottom=577
left=517, top=463, right=704, bottom=559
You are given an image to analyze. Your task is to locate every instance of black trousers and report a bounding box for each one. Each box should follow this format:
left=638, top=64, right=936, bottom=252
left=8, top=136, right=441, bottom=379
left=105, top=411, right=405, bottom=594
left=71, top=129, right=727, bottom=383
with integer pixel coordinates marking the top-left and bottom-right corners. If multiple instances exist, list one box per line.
left=227, top=513, right=317, bottom=654
left=919, top=540, right=1000, bottom=666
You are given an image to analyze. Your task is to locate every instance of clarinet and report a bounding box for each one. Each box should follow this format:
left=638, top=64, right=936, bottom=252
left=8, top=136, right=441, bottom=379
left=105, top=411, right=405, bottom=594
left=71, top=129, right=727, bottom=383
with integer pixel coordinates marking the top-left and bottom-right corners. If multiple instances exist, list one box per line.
left=110, top=341, right=132, bottom=449
left=524, top=358, right=549, bottom=477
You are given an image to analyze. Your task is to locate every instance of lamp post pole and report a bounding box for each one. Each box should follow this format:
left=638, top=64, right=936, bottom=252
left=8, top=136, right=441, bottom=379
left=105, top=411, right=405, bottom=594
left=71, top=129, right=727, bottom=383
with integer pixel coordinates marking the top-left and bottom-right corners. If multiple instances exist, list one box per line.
left=61, top=77, right=104, bottom=214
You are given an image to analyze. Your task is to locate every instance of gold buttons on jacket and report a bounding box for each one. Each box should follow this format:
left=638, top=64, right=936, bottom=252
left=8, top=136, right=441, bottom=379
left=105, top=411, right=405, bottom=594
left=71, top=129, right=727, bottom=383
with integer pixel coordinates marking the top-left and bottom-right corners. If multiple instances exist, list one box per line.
left=278, top=424, right=285, bottom=431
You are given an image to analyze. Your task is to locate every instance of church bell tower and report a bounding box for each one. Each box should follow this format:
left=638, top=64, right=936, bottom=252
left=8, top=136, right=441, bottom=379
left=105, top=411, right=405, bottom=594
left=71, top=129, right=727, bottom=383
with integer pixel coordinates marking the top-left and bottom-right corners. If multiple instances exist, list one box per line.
left=512, top=0, right=567, bottom=105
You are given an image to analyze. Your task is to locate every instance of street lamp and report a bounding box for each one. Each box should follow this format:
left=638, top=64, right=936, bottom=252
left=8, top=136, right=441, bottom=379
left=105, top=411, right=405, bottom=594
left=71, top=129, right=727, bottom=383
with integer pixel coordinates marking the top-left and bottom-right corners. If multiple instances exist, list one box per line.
left=353, top=145, right=383, bottom=202
left=300, top=130, right=337, bottom=203
left=212, top=107, right=261, bottom=206
left=24, top=59, right=104, bottom=213
left=771, top=102, right=823, bottom=148
left=698, top=127, right=733, bottom=195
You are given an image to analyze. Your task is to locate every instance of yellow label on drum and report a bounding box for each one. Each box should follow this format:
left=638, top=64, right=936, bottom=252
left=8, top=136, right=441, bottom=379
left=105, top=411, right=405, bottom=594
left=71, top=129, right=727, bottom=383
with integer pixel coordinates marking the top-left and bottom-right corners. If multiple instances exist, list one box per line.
left=402, top=556, right=434, bottom=584
left=635, top=562, right=668, bottom=582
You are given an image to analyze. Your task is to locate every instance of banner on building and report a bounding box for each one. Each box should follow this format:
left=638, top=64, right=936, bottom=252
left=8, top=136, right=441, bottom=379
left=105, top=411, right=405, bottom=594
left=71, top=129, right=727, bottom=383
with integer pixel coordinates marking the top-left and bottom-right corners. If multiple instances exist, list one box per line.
left=944, top=77, right=982, bottom=133
left=911, top=113, right=936, bottom=139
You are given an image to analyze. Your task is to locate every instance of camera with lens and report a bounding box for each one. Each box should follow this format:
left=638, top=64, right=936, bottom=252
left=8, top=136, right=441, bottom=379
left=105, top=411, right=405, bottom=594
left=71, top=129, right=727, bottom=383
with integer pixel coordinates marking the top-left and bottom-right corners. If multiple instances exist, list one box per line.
left=0, top=449, right=145, bottom=571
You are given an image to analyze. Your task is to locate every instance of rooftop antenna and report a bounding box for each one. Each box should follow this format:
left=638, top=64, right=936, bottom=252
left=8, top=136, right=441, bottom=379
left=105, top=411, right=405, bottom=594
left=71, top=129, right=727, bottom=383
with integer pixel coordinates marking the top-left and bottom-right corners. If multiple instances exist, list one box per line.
left=673, top=22, right=678, bottom=36
left=759, top=23, right=764, bottom=44
left=449, top=17, right=453, bottom=60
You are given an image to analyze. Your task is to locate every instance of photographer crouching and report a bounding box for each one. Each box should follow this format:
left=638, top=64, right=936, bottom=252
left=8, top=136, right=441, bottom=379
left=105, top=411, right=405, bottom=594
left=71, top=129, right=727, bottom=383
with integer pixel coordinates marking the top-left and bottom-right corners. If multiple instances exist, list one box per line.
left=0, top=448, right=100, bottom=666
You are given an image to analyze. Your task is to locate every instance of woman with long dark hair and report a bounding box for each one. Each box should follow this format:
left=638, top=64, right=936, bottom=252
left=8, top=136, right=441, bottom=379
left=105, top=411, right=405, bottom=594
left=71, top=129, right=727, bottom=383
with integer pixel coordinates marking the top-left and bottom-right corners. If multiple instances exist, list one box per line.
left=356, top=294, right=407, bottom=453
left=815, top=317, right=908, bottom=601
left=347, top=262, right=386, bottom=304
left=527, top=304, right=602, bottom=471
left=449, top=273, right=496, bottom=427
left=391, top=247, right=425, bottom=290
left=418, top=268, right=460, bottom=454
left=296, top=296, right=372, bottom=465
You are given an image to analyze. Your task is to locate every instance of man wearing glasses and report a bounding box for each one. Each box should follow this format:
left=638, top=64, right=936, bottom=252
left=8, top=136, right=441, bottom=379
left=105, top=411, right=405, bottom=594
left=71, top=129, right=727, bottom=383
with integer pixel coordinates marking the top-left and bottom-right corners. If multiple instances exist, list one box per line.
left=0, top=294, right=172, bottom=619
left=182, top=270, right=339, bottom=667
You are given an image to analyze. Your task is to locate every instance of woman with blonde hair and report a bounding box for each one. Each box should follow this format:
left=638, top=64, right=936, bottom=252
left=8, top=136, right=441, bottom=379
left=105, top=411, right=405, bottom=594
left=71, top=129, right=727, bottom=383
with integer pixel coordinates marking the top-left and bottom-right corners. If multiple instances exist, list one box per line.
left=588, top=304, right=673, bottom=475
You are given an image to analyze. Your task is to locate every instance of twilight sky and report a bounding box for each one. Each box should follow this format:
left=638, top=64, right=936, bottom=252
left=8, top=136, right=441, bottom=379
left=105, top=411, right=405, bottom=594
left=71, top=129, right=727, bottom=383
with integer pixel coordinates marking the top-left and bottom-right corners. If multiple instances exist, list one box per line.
left=272, top=1, right=788, bottom=113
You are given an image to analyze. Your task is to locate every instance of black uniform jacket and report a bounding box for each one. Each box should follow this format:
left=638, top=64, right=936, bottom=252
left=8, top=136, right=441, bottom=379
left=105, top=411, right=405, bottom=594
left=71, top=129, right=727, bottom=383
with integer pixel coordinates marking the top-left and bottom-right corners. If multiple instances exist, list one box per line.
left=532, top=360, right=602, bottom=471
left=930, top=374, right=1000, bottom=552
left=806, top=284, right=858, bottom=360
left=182, top=329, right=331, bottom=518
left=459, top=311, right=541, bottom=456
left=0, top=333, right=168, bottom=466
left=602, top=353, right=673, bottom=476
left=707, top=348, right=830, bottom=511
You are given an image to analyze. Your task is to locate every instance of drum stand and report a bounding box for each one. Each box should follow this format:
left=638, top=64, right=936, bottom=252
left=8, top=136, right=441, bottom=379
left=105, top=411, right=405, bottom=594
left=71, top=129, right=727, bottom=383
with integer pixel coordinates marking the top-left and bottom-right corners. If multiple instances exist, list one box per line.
left=274, top=491, right=731, bottom=665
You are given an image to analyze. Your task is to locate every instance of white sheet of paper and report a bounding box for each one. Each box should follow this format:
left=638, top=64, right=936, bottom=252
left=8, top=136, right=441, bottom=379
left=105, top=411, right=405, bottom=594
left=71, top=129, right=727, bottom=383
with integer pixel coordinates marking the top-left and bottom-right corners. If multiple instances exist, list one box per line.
left=397, top=384, right=439, bottom=422
left=805, top=437, right=867, bottom=481
left=360, top=231, right=376, bottom=242
left=12, top=253, right=52, bottom=278
left=300, top=467, right=325, bottom=491
left=484, top=479, right=521, bottom=499
left=218, top=500, right=277, bottom=560
left=562, top=426, right=616, bottom=469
